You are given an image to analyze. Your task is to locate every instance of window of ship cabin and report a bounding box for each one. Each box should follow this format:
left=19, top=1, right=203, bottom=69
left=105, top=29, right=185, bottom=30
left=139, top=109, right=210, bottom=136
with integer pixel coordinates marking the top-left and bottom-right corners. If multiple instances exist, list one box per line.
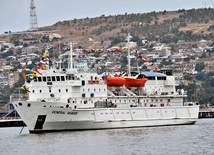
left=151, top=99, right=153, bottom=102
left=43, top=77, right=46, bottom=82
left=33, top=90, right=34, bottom=93
left=160, top=99, right=163, bottom=102
left=99, top=88, right=101, bottom=92
left=38, top=77, right=42, bottom=82
left=33, top=77, right=37, bottom=82
left=157, top=77, right=166, bottom=80
left=156, top=99, right=158, bottom=102
left=91, top=76, right=93, bottom=80
left=168, top=99, right=170, bottom=102
left=82, top=93, right=86, bottom=98
left=61, top=76, right=65, bottom=81
left=56, top=76, right=60, bottom=81
left=66, top=75, right=71, bottom=80
left=40, top=90, right=42, bottom=93
left=66, top=89, right=68, bottom=92
left=59, top=89, right=61, bottom=92
left=90, top=93, right=94, bottom=98
left=88, top=89, right=90, bottom=92
left=82, top=81, right=85, bottom=86
left=47, top=76, right=51, bottom=81
left=49, top=90, right=51, bottom=93
left=148, top=77, right=155, bottom=80
left=52, top=76, right=56, bottom=81
left=71, top=74, right=74, bottom=80
left=94, top=89, right=96, bottom=92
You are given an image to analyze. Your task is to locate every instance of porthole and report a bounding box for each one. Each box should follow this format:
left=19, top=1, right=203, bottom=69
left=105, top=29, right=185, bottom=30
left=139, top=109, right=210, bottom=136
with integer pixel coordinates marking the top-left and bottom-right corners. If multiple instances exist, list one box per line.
left=27, top=103, right=31, bottom=107
left=18, top=102, right=22, bottom=106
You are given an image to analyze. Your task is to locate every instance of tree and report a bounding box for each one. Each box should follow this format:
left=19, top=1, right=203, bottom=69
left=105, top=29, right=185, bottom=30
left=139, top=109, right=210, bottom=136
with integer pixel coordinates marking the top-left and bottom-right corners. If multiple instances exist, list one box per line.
left=195, top=62, right=205, bottom=72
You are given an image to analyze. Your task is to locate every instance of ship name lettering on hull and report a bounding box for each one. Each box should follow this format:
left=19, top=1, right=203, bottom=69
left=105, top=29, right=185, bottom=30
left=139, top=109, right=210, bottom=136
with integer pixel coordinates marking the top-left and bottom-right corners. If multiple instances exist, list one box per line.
left=52, top=111, right=65, bottom=114
left=52, top=111, right=78, bottom=115
left=67, top=112, right=78, bottom=115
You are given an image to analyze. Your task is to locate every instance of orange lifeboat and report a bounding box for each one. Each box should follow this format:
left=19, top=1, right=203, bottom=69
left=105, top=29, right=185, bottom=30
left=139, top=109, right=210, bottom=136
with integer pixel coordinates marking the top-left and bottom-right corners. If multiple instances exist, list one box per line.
left=124, top=74, right=147, bottom=87
left=105, top=75, right=125, bottom=87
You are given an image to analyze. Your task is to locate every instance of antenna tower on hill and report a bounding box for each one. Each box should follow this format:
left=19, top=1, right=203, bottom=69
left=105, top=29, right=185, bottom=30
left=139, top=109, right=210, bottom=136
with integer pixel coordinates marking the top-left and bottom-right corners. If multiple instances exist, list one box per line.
left=29, top=0, right=38, bottom=31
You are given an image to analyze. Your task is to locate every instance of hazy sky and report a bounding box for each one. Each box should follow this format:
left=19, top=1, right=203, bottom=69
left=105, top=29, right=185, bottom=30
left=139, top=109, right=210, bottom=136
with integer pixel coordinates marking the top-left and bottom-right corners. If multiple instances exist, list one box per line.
left=0, top=0, right=214, bottom=34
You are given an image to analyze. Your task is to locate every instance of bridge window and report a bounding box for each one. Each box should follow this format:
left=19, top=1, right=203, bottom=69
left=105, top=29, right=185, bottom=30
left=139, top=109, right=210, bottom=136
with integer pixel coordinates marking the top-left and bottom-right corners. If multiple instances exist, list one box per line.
left=52, top=76, right=56, bottom=81
left=56, top=76, right=60, bottom=81
left=47, top=76, right=51, bottom=81
left=33, top=77, right=37, bottom=82
left=43, top=77, right=46, bottom=82
left=66, top=75, right=71, bottom=80
left=61, top=76, right=65, bottom=81
left=38, top=77, right=42, bottom=82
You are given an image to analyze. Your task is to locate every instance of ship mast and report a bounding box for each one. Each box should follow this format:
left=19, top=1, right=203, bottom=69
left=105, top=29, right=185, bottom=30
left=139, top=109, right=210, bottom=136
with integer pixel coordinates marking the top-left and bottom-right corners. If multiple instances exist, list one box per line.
left=70, top=42, right=73, bottom=70
left=128, top=33, right=131, bottom=76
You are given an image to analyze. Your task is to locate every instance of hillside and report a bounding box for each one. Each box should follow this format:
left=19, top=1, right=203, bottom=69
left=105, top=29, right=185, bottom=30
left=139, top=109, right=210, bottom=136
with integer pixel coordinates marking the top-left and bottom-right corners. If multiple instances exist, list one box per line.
left=1, top=8, right=214, bottom=49
left=37, top=8, right=214, bottom=48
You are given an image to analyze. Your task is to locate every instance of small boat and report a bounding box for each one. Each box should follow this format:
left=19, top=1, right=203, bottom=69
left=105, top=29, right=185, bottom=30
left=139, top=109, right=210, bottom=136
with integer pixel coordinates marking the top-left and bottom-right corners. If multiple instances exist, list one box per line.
left=105, top=74, right=125, bottom=87
left=125, top=74, right=147, bottom=87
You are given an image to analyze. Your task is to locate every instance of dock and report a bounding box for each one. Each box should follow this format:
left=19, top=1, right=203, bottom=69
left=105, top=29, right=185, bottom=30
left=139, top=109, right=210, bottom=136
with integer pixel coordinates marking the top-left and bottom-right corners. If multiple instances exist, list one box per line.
left=0, top=117, right=25, bottom=127
left=199, top=108, right=214, bottom=118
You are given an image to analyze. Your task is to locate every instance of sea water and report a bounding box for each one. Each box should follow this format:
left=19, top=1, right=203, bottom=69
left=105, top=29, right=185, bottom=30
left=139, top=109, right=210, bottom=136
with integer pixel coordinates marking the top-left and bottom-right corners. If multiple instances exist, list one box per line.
left=0, top=119, right=213, bottom=155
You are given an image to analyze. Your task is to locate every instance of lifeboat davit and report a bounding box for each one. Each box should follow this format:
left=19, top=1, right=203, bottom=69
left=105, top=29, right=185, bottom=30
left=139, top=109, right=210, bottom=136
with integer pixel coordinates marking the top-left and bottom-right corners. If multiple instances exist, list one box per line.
left=105, top=75, right=125, bottom=87
left=124, top=74, right=147, bottom=87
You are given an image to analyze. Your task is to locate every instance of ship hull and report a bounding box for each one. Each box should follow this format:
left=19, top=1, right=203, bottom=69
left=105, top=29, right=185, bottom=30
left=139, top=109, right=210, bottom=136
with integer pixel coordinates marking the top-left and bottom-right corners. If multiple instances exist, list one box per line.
left=13, top=101, right=199, bottom=133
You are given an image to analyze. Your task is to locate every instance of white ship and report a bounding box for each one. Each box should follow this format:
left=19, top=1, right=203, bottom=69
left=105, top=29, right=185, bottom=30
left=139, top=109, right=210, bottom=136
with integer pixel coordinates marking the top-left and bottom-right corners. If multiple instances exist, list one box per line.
left=13, top=42, right=199, bottom=133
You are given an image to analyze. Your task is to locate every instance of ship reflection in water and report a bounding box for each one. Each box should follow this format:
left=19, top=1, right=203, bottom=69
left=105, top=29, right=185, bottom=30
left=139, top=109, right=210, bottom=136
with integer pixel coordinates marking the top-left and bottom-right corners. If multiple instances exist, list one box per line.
left=0, top=119, right=213, bottom=155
